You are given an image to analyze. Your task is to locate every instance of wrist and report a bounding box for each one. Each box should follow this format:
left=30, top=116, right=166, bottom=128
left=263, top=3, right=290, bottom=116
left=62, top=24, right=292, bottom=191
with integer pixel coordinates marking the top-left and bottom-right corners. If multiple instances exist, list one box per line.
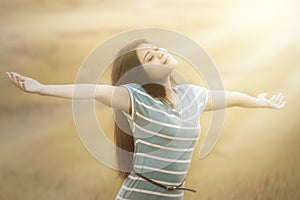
left=38, top=84, right=45, bottom=95
left=257, top=98, right=270, bottom=108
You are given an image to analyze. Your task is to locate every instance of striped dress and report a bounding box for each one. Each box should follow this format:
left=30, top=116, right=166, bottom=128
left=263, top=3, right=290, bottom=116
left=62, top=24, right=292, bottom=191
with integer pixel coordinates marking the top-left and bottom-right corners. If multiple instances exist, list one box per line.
left=116, top=83, right=208, bottom=200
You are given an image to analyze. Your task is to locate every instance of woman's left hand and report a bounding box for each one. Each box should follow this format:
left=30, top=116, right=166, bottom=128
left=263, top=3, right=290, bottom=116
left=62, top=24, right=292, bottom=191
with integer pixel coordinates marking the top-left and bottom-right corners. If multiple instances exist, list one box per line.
left=257, top=92, right=286, bottom=109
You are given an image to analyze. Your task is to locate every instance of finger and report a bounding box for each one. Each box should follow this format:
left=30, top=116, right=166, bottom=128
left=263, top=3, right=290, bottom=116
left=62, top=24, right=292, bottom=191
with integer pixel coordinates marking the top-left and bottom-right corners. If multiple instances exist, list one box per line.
left=270, top=95, right=276, bottom=102
left=10, top=72, right=19, bottom=87
left=18, top=76, right=26, bottom=82
left=16, top=73, right=27, bottom=82
left=273, top=98, right=286, bottom=109
left=15, top=76, right=23, bottom=89
left=16, top=75, right=25, bottom=90
left=8, top=72, right=17, bottom=85
left=17, top=76, right=26, bottom=90
left=277, top=100, right=286, bottom=109
left=15, top=72, right=23, bottom=79
left=275, top=93, right=282, bottom=102
left=279, top=95, right=285, bottom=104
left=6, top=72, right=14, bottom=83
left=21, top=81, right=27, bottom=91
left=11, top=72, right=19, bottom=86
left=15, top=73, right=24, bottom=90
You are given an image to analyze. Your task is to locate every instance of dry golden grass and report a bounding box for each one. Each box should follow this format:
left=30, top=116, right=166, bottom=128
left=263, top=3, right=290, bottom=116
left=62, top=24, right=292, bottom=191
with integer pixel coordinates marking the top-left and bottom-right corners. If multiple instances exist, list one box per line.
left=1, top=0, right=299, bottom=199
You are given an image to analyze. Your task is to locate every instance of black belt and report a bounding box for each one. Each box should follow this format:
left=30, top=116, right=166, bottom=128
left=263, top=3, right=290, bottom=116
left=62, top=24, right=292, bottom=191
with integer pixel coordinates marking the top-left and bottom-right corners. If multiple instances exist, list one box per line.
left=133, top=170, right=197, bottom=193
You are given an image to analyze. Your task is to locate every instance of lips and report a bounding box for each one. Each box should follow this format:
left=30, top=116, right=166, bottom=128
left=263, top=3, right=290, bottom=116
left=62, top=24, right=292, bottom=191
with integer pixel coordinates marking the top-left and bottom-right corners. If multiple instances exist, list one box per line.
left=162, top=54, right=169, bottom=64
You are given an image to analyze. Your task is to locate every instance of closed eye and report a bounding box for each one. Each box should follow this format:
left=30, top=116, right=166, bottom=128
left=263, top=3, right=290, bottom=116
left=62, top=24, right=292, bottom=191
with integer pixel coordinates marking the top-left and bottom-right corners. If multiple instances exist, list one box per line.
left=143, top=46, right=165, bottom=63
left=146, top=54, right=154, bottom=62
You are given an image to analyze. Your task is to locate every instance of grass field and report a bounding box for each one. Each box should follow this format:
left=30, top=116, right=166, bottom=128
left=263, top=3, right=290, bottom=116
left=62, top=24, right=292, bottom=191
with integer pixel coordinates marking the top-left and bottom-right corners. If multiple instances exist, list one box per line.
left=1, top=0, right=300, bottom=199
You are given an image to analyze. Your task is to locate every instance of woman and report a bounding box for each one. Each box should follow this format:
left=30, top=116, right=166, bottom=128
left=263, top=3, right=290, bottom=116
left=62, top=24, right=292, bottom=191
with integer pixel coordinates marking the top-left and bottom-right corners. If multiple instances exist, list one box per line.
left=6, top=39, right=286, bottom=199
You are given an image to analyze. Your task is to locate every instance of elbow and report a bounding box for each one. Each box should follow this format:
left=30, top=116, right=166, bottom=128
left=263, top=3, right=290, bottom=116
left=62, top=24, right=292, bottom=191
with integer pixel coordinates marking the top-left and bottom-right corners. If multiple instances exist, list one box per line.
left=225, top=91, right=241, bottom=107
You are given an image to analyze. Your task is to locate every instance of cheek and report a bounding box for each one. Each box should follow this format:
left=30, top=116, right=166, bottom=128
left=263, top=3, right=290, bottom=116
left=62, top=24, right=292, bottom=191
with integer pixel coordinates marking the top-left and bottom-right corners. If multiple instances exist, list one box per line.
left=172, top=58, right=178, bottom=65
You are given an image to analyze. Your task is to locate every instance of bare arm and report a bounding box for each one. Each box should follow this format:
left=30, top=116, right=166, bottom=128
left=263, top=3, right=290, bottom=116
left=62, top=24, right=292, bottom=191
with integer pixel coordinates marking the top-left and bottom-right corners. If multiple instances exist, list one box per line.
left=6, top=72, right=130, bottom=113
left=204, top=90, right=286, bottom=111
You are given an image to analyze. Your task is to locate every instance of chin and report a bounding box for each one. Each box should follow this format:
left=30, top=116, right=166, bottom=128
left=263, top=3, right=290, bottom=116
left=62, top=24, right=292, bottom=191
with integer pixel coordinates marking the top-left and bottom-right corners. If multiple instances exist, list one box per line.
left=167, top=57, right=178, bottom=69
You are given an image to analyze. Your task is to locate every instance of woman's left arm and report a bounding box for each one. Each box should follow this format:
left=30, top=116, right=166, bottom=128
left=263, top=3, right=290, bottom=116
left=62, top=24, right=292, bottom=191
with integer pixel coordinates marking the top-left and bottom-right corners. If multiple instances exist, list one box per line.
left=204, top=90, right=286, bottom=111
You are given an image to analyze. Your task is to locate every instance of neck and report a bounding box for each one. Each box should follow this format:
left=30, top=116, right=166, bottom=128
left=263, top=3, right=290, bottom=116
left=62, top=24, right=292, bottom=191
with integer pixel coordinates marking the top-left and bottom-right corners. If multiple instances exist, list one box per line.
left=158, top=76, right=179, bottom=107
left=160, top=80, right=173, bottom=92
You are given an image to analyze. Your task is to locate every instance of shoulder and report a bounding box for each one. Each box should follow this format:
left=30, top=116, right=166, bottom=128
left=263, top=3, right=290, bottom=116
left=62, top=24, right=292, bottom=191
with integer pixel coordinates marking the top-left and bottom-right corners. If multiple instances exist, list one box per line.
left=175, top=84, right=209, bottom=112
left=175, top=84, right=207, bottom=94
left=121, top=83, right=146, bottom=96
left=120, top=83, right=140, bottom=91
left=120, top=83, right=155, bottom=103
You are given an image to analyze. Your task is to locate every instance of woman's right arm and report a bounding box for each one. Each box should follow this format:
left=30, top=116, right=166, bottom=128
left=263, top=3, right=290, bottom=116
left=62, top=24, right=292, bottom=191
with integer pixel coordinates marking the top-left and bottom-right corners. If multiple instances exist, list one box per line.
left=6, top=72, right=130, bottom=113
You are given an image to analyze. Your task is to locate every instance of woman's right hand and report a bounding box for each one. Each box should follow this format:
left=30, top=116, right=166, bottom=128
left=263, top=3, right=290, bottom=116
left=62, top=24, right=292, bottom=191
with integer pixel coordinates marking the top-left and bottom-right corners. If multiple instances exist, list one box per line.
left=6, top=72, right=44, bottom=94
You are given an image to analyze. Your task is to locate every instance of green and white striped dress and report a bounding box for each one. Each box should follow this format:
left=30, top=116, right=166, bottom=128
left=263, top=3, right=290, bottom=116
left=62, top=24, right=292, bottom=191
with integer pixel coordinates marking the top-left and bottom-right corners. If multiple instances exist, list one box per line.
left=116, top=83, right=208, bottom=200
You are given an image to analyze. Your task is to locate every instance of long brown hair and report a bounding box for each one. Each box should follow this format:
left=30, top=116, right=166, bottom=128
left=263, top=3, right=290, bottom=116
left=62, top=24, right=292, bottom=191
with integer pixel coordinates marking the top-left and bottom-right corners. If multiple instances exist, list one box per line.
left=111, top=39, right=167, bottom=179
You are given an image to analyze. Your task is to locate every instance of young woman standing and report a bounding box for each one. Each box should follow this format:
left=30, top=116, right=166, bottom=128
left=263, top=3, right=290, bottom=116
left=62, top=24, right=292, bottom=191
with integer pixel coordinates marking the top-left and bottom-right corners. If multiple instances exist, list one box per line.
left=6, top=39, right=285, bottom=199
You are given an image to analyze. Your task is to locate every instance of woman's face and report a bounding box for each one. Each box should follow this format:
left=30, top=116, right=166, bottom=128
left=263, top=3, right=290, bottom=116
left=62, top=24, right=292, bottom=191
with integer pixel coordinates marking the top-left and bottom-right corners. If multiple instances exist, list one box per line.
left=135, top=43, right=178, bottom=81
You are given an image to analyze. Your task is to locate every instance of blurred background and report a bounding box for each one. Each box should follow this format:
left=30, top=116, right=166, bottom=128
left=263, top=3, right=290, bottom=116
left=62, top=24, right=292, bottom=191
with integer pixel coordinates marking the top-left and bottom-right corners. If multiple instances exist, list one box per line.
left=1, top=0, right=299, bottom=199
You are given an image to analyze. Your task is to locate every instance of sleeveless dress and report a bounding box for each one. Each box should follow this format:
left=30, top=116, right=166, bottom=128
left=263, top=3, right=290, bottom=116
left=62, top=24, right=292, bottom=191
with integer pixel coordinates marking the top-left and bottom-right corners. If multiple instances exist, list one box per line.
left=115, top=83, right=208, bottom=200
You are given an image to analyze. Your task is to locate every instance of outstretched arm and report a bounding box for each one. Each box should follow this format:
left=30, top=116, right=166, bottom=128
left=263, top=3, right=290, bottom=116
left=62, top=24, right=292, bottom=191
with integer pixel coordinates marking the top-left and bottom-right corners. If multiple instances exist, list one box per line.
left=6, top=72, right=130, bottom=113
left=204, top=90, right=286, bottom=111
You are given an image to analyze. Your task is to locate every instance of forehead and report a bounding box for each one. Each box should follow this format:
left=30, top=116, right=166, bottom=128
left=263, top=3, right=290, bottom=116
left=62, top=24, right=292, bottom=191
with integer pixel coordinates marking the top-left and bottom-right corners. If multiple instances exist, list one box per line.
left=137, top=43, right=154, bottom=49
left=136, top=43, right=155, bottom=58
